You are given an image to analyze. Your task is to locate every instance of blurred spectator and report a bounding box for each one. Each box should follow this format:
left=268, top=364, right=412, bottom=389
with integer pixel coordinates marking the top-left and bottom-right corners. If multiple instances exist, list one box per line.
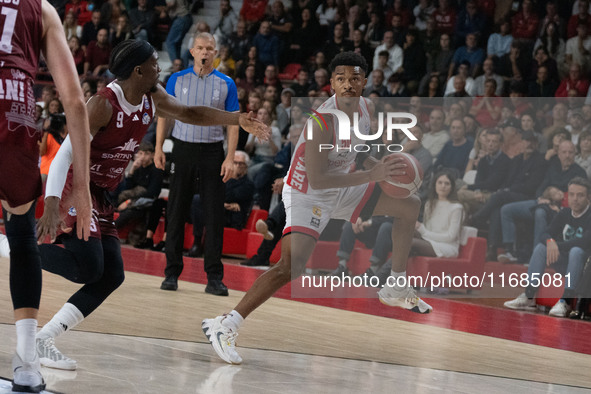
left=115, top=143, right=165, bottom=240
left=398, top=29, right=426, bottom=95
left=448, top=33, right=485, bottom=80
left=81, top=10, right=107, bottom=48
left=308, top=68, right=331, bottom=95
left=365, top=11, right=385, bottom=49
left=351, top=29, right=373, bottom=69
left=503, top=178, right=591, bottom=317
left=323, top=22, right=353, bottom=62
left=420, top=74, right=443, bottom=97
left=188, top=151, right=255, bottom=257
left=401, top=125, right=433, bottom=175
left=364, top=69, right=388, bottom=97
left=419, top=33, right=452, bottom=94
left=566, top=109, right=585, bottom=145
left=531, top=46, right=559, bottom=84
left=423, top=108, right=449, bottom=158
left=100, top=0, right=126, bottom=31
left=386, top=73, right=409, bottom=97
left=474, top=58, right=504, bottom=96
left=373, top=30, right=403, bottom=75
left=263, top=64, right=282, bottom=90
left=470, top=79, right=502, bottom=128
left=496, top=40, right=531, bottom=82
left=289, top=68, right=310, bottom=97
left=84, top=28, right=111, bottom=76
left=63, top=10, right=82, bottom=40
left=68, top=36, right=85, bottom=75
left=309, top=51, right=328, bottom=78
left=501, top=141, right=586, bottom=257
left=389, top=12, right=407, bottom=48
left=511, top=0, right=539, bottom=44
left=213, top=45, right=236, bottom=78
left=455, top=0, right=487, bottom=48
left=413, top=0, right=436, bottom=31
left=434, top=118, right=473, bottom=176
left=465, top=128, right=488, bottom=173
left=471, top=131, right=546, bottom=258
left=575, top=130, right=591, bottom=178
left=164, top=59, right=184, bottom=85
left=545, top=128, right=572, bottom=162
left=556, top=63, right=590, bottom=97
left=487, top=19, right=513, bottom=62
left=225, top=20, right=251, bottom=63
left=543, top=102, right=569, bottom=140
left=444, top=64, right=474, bottom=96
left=529, top=65, right=558, bottom=98
left=165, top=0, right=192, bottom=66
left=534, top=21, right=566, bottom=71
left=269, top=0, right=293, bottom=64
left=385, top=0, right=412, bottom=30
left=240, top=0, right=268, bottom=33
left=290, top=8, right=321, bottom=64
left=276, top=88, right=293, bottom=136
left=432, top=0, right=456, bottom=36
left=498, top=117, right=524, bottom=159
left=316, top=0, right=338, bottom=30
left=567, top=0, right=591, bottom=39
left=129, top=0, right=155, bottom=42
left=236, top=46, right=264, bottom=84
left=213, top=0, right=238, bottom=46
left=458, top=128, right=511, bottom=215
left=245, top=107, right=282, bottom=180
left=565, top=22, right=591, bottom=72
left=110, top=15, right=135, bottom=48
left=419, top=16, right=440, bottom=60
left=538, top=1, right=565, bottom=40
left=252, top=21, right=280, bottom=67
left=66, top=0, right=92, bottom=27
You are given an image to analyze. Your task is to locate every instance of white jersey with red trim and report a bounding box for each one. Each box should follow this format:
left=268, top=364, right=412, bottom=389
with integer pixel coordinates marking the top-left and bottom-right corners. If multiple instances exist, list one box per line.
left=286, top=95, right=371, bottom=194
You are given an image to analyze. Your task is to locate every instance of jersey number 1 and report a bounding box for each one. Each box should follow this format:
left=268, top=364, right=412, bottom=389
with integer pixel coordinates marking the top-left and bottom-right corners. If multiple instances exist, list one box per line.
left=0, top=7, right=17, bottom=54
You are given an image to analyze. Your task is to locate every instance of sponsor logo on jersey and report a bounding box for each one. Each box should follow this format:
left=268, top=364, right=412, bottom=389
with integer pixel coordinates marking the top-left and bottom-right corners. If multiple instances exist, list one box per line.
left=115, top=138, right=140, bottom=152
left=132, top=114, right=139, bottom=121
left=312, top=206, right=322, bottom=217
left=144, top=98, right=150, bottom=110
left=142, top=113, right=151, bottom=125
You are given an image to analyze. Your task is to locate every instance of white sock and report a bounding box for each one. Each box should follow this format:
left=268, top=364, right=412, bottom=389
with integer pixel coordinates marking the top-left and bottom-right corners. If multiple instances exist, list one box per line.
left=338, top=259, right=347, bottom=269
left=15, top=318, right=37, bottom=362
left=222, top=310, right=244, bottom=332
left=37, top=303, right=84, bottom=340
left=0, top=233, right=10, bottom=258
left=391, top=270, right=407, bottom=290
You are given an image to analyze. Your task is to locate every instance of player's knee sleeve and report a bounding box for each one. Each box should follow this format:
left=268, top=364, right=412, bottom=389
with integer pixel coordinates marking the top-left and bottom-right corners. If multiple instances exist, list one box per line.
left=3, top=204, right=42, bottom=309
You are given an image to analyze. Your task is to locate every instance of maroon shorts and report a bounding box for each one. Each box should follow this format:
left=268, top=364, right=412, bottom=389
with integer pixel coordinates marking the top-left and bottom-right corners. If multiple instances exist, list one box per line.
left=0, top=71, right=41, bottom=207
left=61, top=182, right=117, bottom=240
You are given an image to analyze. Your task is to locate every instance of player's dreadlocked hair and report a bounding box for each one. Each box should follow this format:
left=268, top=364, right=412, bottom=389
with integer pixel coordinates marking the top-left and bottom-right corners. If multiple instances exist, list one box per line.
left=328, top=51, right=368, bottom=75
left=109, top=40, right=155, bottom=80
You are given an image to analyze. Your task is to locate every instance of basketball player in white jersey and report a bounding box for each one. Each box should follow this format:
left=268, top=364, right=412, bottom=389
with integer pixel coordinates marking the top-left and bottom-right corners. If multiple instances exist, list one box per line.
left=203, top=52, right=432, bottom=365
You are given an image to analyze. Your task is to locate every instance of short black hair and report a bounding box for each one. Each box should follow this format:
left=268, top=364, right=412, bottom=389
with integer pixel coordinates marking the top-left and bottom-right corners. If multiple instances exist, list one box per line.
left=569, top=177, right=591, bottom=194
left=109, top=39, right=156, bottom=80
left=329, top=51, right=368, bottom=75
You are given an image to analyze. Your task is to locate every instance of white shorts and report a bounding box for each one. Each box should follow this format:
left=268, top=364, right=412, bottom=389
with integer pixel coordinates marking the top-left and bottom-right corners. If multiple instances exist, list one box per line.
left=282, top=182, right=377, bottom=240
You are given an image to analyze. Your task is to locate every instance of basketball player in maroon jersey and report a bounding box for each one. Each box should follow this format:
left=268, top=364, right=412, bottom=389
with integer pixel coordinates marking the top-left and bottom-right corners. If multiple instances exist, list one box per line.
left=31, top=40, right=269, bottom=372
left=0, top=0, right=92, bottom=391
left=202, top=52, right=432, bottom=365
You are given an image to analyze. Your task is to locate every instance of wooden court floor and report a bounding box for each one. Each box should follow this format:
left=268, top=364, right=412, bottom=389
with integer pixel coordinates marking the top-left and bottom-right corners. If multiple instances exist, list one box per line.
left=0, top=256, right=590, bottom=392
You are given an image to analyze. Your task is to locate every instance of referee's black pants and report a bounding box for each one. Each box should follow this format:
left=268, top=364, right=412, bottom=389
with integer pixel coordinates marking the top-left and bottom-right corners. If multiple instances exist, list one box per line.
left=164, top=139, right=225, bottom=281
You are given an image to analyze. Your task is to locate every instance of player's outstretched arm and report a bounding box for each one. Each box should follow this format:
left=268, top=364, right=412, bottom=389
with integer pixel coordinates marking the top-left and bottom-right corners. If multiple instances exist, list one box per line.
left=41, top=0, right=91, bottom=240
left=152, top=85, right=270, bottom=140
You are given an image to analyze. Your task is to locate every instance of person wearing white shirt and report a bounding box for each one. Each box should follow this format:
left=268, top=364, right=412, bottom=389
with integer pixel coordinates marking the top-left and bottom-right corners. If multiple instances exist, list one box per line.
left=373, top=31, right=403, bottom=73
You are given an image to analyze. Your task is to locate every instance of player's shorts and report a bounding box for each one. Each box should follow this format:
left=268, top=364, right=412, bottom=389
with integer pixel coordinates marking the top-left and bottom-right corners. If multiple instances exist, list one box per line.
left=0, top=70, right=41, bottom=207
left=282, top=182, right=380, bottom=240
left=61, top=182, right=117, bottom=240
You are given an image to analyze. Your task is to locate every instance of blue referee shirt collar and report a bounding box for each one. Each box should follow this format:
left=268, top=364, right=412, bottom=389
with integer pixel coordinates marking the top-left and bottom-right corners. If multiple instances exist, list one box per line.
left=189, top=67, right=215, bottom=77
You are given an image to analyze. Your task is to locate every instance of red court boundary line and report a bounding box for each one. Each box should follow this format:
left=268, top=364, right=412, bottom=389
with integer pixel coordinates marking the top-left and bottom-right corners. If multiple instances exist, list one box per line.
left=121, top=246, right=591, bottom=356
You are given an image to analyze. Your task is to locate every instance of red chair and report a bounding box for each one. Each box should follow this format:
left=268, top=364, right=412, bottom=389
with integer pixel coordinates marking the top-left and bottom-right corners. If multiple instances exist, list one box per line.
left=278, top=63, right=301, bottom=81
left=222, top=209, right=268, bottom=255
left=407, top=237, right=487, bottom=291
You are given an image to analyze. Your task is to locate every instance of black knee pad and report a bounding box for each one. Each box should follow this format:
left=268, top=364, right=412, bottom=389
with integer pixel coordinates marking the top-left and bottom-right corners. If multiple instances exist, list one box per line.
left=3, top=204, right=42, bottom=309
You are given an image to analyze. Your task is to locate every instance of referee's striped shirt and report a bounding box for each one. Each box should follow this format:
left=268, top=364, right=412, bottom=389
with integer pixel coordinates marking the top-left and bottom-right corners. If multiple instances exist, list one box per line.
left=166, top=67, right=239, bottom=143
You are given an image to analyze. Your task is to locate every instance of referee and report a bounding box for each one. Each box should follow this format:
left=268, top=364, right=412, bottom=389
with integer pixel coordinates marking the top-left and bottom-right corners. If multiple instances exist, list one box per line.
left=155, top=33, right=239, bottom=295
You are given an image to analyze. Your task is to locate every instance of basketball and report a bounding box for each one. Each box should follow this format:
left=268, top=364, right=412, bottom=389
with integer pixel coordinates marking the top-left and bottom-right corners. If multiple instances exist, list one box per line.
left=378, top=153, right=424, bottom=199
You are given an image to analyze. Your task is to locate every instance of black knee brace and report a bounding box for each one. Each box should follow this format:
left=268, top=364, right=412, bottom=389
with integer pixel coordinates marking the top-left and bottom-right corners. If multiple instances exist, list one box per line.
left=3, top=204, right=42, bottom=310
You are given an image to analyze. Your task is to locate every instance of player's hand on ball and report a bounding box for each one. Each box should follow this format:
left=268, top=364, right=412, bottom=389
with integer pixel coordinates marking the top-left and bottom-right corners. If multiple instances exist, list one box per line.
left=370, top=155, right=407, bottom=182
left=239, top=111, right=271, bottom=141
